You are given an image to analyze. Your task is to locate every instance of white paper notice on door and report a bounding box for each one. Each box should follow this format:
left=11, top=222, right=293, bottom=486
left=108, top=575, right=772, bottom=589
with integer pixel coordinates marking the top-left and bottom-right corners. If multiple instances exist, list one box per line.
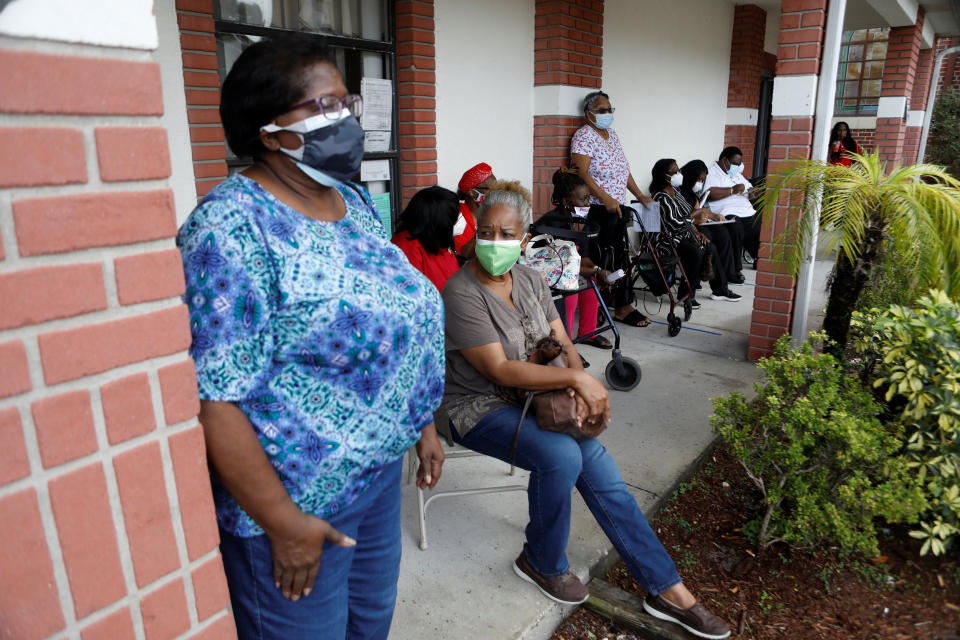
left=363, top=130, right=391, bottom=152
left=360, top=159, right=390, bottom=182
left=360, top=77, right=393, bottom=132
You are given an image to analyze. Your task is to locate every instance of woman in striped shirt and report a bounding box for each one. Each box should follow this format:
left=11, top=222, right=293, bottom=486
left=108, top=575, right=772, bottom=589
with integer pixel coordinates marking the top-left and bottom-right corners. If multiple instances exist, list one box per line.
left=649, top=159, right=741, bottom=303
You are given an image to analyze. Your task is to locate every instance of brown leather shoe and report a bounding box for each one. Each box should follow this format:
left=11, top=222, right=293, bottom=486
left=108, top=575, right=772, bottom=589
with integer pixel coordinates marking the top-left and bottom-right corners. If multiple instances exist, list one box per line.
left=643, top=594, right=731, bottom=639
left=513, top=549, right=589, bottom=605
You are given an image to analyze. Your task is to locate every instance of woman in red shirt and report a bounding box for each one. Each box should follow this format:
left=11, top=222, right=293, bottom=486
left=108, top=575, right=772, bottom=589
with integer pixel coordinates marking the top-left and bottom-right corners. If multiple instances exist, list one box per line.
left=391, top=186, right=461, bottom=292
left=828, top=121, right=863, bottom=166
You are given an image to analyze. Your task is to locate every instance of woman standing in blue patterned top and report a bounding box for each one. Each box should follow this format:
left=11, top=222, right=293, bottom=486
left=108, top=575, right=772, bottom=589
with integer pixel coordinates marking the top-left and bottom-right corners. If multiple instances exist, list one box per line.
left=177, top=34, right=445, bottom=640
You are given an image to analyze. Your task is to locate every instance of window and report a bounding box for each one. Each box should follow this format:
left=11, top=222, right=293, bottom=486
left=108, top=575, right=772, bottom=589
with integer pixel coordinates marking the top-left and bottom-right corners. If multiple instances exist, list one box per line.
left=213, top=0, right=400, bottom=232
left=835, top=27, right=889, bottom=115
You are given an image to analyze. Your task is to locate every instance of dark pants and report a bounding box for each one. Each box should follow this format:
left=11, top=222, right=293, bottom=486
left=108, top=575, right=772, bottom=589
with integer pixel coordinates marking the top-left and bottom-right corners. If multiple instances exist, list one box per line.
left=725, top=213, right=763, bottom=267
left=587, top=204, right=634, bottom=308
left=676, top=237, right=728, bottom=298
left=700, top=224, right=736, bottom=282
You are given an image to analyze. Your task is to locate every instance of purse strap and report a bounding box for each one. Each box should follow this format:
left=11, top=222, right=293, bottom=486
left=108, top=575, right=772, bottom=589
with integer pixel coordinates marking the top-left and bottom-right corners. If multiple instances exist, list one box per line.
left=509, top=393, right=537, bottom=470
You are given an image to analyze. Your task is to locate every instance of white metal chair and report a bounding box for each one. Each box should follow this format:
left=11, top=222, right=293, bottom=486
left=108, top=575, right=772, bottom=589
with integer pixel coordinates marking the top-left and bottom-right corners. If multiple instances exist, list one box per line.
left=406, top=430, right=527, bottom=550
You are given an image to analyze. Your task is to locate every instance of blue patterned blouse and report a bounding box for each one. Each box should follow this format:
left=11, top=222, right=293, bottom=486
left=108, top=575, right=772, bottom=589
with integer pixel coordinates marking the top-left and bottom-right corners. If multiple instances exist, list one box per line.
left=178, top=174, right=445, bottom=537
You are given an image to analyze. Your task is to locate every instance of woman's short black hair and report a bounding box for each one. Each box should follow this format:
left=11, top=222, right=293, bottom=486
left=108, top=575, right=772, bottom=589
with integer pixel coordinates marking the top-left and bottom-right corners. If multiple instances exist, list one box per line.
left=679, top=160, right=709, bottom=206
left=550, top=167, right=587, bottom=207
left=396, top=186, right=460, bottom=254
left=719, top=146, right=743, bottom=162
left=649, top=158, right=675, bottom=195
left=220, top=33, right=339, bottom=158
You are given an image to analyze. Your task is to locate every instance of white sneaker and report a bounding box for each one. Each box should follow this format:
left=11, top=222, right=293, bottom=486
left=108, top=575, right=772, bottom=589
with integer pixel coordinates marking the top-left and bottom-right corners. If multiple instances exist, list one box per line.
left=710, top=290, right=742, bottom=301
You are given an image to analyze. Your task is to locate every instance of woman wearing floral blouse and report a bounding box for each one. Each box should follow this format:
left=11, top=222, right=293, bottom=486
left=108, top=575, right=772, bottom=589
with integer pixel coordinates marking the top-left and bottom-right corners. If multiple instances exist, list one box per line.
left=177, top=34, right=445, bottom=640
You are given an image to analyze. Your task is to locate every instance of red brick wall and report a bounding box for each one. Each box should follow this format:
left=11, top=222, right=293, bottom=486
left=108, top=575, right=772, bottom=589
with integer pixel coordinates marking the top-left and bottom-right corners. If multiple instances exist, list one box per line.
left=0, top=43, right=232, bottom=639
left=875, top=9, right=924, bottom=164
left=728, top=5, right=769, bottom=109
left=532, top=0, right=604, bottom=213
left=534, top=0, right=603, bottom=88
left=723, top=6, right=774, bottom=177
left=849, top=128, right=876, bottom=152
left=397, top=0, right=438, bottom=206
left=176, top=0, right=228, bottom=198
left=935, top=36, right=960, bottom=93
left=748, top=0, right=828, bottom=360
left=533, top=116, right=583, bottom=214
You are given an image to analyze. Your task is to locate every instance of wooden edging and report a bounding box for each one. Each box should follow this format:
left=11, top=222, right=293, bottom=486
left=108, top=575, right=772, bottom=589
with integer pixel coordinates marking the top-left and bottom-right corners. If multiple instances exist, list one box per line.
left=584, top=580, right=693, bottom=640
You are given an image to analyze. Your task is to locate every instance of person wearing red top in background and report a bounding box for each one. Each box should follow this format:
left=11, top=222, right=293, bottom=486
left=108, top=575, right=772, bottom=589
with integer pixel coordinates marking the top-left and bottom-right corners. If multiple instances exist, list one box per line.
left=828, top=121, right=863, bottom=167
left=454, top=162, right=496, bottom=258
left=391, top=186, right=461, bottom=292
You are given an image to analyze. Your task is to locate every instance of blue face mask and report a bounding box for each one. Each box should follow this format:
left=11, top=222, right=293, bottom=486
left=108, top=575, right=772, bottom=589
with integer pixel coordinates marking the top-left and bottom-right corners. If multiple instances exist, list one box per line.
left=261, top=110, right=365, bottom=186
left=727, top=163, right=743, bottom=179
left=592, top=113, right=614, bottom=130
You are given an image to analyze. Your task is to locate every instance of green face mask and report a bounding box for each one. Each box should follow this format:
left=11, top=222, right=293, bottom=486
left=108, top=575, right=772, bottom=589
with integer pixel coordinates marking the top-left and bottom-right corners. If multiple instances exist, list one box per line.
left=475, top=238, right=522, bottom=276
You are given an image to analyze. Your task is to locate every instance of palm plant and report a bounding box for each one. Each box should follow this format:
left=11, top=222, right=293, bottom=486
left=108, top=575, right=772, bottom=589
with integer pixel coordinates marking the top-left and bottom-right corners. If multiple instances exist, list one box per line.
left=758, top=152, right=960, bottom=355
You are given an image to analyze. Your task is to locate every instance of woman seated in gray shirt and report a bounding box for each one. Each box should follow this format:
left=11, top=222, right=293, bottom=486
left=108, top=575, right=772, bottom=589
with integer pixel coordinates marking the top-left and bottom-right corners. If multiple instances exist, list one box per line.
left=438, top=182, right=730, bottom=640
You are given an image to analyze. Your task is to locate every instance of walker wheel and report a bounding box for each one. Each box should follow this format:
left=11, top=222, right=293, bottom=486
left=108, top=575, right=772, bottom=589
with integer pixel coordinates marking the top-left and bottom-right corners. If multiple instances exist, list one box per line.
left=667, top=312, right=682, bottom=337
left=605, top=356, right=641, bottom=391
left=683, top=299, right=693, bottom=321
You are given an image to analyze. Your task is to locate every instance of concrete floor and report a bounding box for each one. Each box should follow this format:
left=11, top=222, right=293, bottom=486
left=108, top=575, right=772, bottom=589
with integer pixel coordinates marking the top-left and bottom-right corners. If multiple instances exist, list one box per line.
left=389, top=257, right=834, bottom=640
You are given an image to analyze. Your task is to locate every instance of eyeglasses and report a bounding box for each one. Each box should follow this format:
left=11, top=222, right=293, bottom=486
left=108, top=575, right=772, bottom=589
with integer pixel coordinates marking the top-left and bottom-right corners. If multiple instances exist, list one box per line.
left=590, top=107, right=615, bottom=114
left=288, top=94, right=363, bottom=120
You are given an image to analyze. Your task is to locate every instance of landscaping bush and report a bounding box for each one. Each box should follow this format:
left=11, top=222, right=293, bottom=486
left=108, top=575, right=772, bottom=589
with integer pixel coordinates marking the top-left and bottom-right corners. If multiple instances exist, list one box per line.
left=926, top=86, right=960, bottom=178
left=853, top=236, right=922, bottom=314
left=852, top=290, right=960, bottom=555
left=711, top=334, right=925, bottom=556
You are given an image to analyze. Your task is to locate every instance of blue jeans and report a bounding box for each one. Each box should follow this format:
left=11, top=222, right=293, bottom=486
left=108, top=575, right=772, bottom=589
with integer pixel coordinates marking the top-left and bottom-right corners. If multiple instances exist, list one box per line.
left=218, top=458, right=403, bottom=640
left=453, top=407, right=681, bottom=596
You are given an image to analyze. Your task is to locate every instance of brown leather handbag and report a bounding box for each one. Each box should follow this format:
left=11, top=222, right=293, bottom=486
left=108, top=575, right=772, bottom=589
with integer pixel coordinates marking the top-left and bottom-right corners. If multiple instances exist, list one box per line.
left=508, top=333, right=608, bottom=466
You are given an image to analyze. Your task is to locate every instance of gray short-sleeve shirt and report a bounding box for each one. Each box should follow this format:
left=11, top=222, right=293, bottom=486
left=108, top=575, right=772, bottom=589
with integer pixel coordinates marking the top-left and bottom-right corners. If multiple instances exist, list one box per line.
left=439, top=263, right=559, bottom=438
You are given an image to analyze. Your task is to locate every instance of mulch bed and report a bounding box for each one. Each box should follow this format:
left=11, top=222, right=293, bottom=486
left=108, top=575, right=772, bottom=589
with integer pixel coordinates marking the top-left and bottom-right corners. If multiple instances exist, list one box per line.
left=551, top=446, right=960, bottom=640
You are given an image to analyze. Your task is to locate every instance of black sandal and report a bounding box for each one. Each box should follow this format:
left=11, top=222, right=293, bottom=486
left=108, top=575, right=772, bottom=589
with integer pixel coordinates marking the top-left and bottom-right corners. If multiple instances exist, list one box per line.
left=614, top=310, right=652, bottom=327
left=581, top=335, right=613, bottom=350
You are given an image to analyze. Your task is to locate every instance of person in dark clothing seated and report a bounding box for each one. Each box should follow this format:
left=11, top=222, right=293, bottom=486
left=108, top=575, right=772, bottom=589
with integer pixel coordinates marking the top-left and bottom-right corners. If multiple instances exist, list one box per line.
left=536, top=167, right=614, bottom=349
left=679, top=160, right=742, bottom=286
left=649, top=159, right=741, bottom=303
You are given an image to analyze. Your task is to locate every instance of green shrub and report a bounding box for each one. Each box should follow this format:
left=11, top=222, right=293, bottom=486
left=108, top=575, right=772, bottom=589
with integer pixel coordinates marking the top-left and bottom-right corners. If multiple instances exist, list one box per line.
left=711, top=334, right=925, bottom=556
left=852, top=290, right=960, bottom=555
left=926, top=87, right=960, bottom=178
left=854, top=236, right=922, bottom=314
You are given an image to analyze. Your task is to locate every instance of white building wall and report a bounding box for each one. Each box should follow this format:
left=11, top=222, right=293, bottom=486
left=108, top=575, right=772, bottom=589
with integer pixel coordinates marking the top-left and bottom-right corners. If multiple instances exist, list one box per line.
left=602, top=0, right=735, bottom=195
left=434, top=0, right=535, bottom=190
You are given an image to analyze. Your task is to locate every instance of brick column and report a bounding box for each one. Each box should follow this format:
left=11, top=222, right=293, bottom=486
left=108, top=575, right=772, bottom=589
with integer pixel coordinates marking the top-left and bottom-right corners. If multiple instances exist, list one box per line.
left=723, top=4, right=775, bottom=176
left=0, top=44, right=233, bottom=639
left=532, top=0, right=604, bottom=214
left=904, top=45, right=935, bottom=162
left=747, top=0, right=827, bottom=360
left=875, top=10, right=925, bottom=165
left=396, top=0, right=437, bottom=206
left=176, top=0, right=228, bottom=197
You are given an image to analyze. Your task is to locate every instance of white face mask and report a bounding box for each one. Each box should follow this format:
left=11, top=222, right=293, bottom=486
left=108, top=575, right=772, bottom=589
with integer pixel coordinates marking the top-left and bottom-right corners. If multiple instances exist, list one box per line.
left=573, top=206, right=590, bottom=218
left=453, top=213, right=467, bottom=236
left=694, top=181, right=704, bottom=194
left=471, top=189, right=486, bottom=203
left=670, top=173, right=683, bottom=188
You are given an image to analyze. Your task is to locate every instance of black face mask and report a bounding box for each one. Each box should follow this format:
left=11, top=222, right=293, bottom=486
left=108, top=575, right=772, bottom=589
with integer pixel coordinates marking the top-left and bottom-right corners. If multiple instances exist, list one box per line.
left=261, top=112, right=365, bottom=186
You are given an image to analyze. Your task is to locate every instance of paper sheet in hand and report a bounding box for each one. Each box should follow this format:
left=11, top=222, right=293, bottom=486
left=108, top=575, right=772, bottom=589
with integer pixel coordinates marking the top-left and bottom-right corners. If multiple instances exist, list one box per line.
left=698, top=218, right=736, bottom=226
left=627, top=201, right=660, bottom=233
left=360, top=78, right=392, bottom=131
left=697, top=189, right=711, bottom=209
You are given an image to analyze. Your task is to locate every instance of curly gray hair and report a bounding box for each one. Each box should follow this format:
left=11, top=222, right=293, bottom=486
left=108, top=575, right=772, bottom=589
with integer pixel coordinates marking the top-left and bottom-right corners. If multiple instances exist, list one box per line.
left=477, top=184, right=533, bottom=231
